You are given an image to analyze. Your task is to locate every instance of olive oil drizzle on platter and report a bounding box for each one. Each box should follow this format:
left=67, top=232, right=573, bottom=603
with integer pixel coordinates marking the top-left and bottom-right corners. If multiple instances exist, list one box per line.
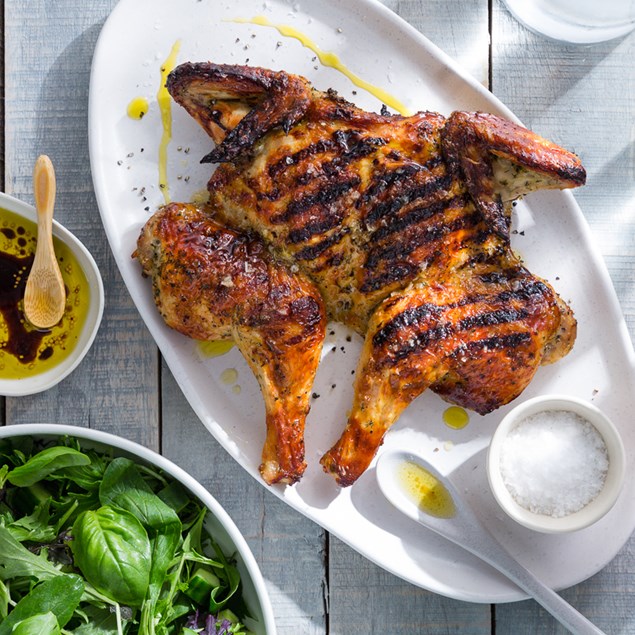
left=0, top=208, right=90, bottom=378
left=231, top=16, right=411, bottom=116
left=157, top=40, right=182, bottom=205
left=198, top=340, right=235, bottom=358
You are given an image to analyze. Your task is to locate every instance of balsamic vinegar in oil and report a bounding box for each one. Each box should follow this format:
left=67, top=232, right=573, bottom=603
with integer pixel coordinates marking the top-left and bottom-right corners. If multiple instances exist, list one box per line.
left=0, top=208, right=90, bottom=379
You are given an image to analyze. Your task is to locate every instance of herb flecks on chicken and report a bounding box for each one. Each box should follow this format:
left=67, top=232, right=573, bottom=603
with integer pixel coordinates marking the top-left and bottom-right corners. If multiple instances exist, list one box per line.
left=137, top=63, right=584, bottom=486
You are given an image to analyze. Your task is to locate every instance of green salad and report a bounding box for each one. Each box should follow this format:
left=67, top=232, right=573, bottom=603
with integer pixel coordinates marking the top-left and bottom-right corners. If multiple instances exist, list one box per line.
left=0, top=435, right=255, bottom=635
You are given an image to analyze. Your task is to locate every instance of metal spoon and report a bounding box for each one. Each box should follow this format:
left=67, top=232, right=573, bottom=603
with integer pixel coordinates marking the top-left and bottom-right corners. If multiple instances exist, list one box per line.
left=23, top=155, right=66, bottom=329
left=376, top=449, right=605, bottom=635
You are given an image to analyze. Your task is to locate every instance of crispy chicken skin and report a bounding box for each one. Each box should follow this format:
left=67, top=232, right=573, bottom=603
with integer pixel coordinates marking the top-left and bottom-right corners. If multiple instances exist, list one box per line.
left=155, top=63, right=585, bottom=486
left=135, top=203, right=326, bottom=484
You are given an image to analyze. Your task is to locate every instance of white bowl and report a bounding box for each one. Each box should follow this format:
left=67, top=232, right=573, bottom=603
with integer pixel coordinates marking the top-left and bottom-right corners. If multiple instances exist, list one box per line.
left=0, top=423, right=277, bottom=635
left=0, top=191, right=104, bottom=396
left=487, top=395, right=626, bottom=534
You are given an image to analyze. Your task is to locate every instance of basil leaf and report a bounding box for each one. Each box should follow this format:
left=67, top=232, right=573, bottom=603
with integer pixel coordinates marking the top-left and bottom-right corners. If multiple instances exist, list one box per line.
left=101, top=459, right=184, bottom=632
left=99, top=459, right=181, bottom=532
left=100, top=459, right=182, bottom=588
left=71, top=505, right=152, bottom=608
left=55, top=459, right=106, bottom=491
left=0, top=574, right=84, bottom=635
left=7, top=447, right=90, bottom=487
left=157, top=480, right=191, bottom=514
left=11, top=611, right=60, bottom=635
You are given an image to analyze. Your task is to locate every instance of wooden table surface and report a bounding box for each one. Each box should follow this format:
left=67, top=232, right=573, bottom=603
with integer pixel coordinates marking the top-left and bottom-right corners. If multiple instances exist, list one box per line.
left=2, top=1, right=634, bottom=633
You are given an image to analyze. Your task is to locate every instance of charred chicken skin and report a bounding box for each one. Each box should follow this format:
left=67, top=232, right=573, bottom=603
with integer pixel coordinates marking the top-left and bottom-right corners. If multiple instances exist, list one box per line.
left=137, top=62, right=585, bottom=486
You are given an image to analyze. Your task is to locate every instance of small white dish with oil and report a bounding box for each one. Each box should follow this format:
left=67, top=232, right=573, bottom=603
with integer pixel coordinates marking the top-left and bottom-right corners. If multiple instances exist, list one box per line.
left=0, top=191, right=104, bottom=396
left=487, top=395, right=626, bottom=534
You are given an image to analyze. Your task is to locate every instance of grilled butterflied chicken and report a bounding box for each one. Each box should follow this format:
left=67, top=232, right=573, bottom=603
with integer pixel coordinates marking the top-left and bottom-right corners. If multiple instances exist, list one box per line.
left=149, top=63, right=585, bottom=486
left=135, top=202, right=326, bottom=484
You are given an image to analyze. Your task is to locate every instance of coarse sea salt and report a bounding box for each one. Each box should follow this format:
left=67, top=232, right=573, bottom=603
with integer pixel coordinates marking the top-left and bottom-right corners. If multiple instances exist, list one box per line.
left=500, top=410, right=609, bottom=518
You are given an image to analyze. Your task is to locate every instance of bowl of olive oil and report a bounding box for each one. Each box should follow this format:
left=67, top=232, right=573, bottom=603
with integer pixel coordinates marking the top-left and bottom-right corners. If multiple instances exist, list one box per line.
left=0, top=191, right=104, bottom=395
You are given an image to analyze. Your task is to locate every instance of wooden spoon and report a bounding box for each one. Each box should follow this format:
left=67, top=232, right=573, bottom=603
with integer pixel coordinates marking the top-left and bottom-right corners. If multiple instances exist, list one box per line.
left=23, top=155, right=66, bottom=329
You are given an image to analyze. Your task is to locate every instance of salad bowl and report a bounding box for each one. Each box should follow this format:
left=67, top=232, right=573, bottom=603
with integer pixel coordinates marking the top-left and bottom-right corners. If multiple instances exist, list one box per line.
left=0, top=423, right=277, bottom=634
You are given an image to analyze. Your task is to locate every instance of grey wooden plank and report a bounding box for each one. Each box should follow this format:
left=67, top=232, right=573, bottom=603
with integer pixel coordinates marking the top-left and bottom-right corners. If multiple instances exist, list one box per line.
left=329, top=536, right=493, bottom=635
left=492, top=0, right=635, bottom=632
left=3, top=0, right=159, bottom=449
left=326, top=2, right=493, bottom=633
left=160, top=361, right=328, bottom=634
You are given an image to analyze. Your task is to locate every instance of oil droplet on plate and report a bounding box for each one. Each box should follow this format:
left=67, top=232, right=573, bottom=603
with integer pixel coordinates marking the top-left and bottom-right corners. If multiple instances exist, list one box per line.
left=198, top=340, right=234, bottom=358
left=220, top=367, right=238, bottom=384
left=127, top=97, right=149, bottom=120
left=442, top=406, right=469, bottom=430
left=398, top=461, right=456, bottom=518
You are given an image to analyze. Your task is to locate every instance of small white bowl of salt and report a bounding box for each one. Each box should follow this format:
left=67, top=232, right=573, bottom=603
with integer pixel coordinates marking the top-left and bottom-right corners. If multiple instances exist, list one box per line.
left=487, top=395, right=626, bottom=533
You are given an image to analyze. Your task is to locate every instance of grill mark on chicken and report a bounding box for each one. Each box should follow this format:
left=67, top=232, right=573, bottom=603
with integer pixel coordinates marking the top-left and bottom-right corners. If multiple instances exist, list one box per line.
left=382, top=321, right=534, bottom=365
left=369, top=193, right=471, bottom=242
left=373, top=304, right=442, bottom=345
left=318, top=140, right=385, bottom=179
left=357, top=165, right=422, bottom=209
left=332, top=130, right=388, bottom=156
left=363, top=172, right=454, bottom=226
left=363, top=210, right=482, bottom=279
left=268, top=139, right=333, bottom=177
left=478, top=270, right=513, bottom=285
left=271, top=176, right=361, bottom=224
left=497, top=279, right=550, bottom=301
left=287, top=214, right=344, bottom=244
left=460, top=331, right=532, bottom=354
left=457, top=308, right=529, bottom=330
left=294, top=228, right=350, bottom=261
left=363, top=264, right=421, bottom=292
left=358, top=157, right=445, bottom=208
left=269, top=131, right=385, bottom=183
left=373, top=283, right=550, bottom=348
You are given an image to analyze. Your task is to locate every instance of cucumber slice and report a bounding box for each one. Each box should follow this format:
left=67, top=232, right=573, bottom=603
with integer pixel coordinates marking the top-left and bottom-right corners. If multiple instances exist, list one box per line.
left=185, top=568, right=221, bottom=605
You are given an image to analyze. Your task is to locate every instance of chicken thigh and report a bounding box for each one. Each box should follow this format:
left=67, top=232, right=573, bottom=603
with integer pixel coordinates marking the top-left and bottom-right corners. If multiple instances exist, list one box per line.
left=135, top=202, right=326, bottom=484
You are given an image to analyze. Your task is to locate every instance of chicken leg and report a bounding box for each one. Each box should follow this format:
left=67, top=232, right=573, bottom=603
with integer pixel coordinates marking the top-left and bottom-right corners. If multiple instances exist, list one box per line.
left=135, top=202, right=326, bottom=484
